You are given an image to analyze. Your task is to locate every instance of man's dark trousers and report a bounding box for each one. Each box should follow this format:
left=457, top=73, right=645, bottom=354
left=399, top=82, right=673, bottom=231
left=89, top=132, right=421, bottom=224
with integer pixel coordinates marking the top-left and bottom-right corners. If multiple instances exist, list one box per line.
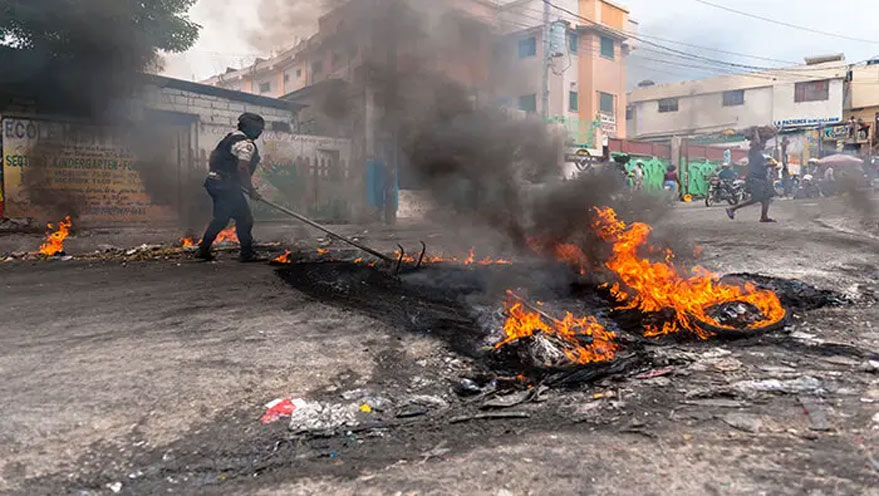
left=199, top=178, right=254, bottom=257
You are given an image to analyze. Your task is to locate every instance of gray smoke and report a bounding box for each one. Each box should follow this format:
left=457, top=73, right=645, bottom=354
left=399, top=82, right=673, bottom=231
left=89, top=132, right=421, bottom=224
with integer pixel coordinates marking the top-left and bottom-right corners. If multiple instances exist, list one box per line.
left=2, top=1, right=201, bottom=224
left=323, top=0, right=637, bottom=257
left=247, top=0, right=346, bottom=53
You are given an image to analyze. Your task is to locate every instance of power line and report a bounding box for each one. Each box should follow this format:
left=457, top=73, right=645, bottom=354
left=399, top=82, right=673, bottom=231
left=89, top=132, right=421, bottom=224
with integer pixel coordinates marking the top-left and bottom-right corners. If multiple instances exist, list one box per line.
left=511, top=2, right=797, bottom=66
left=495, top=4, right=839, bottom=83
left=693, top=0, right=879, bottom=45
left=540, top=0, right=854, bottom=80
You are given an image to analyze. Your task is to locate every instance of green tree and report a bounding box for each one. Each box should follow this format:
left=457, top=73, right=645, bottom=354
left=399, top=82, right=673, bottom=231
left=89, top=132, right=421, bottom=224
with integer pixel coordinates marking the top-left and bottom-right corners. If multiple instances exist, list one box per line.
left=0, top=0, right=199, bottom=59
left=0, top=0, right=201, bottom=115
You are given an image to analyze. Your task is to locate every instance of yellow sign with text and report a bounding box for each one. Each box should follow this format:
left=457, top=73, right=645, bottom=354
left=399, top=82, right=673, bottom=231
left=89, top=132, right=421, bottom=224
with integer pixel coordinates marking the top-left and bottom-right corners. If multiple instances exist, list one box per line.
left=1, top=118, right=173, bottom=223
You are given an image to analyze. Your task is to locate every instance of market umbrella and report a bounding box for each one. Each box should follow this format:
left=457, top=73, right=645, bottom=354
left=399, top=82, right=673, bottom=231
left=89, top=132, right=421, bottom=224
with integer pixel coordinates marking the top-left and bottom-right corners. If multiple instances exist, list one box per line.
left=816, top=154, right=864, bottom=168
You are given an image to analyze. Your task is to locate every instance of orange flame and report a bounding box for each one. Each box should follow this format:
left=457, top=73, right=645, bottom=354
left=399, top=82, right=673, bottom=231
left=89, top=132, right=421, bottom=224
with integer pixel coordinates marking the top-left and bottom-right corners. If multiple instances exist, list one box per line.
left=317, top=248, right=330, bottom=255
left=215, top=226, right=238, bottom=244
left=179, top=237, right=196, bottom=248
left=591, top=207, right=785, bottom=338
left=38, top=216, right=72, bottom=256
left=496, top=291, right=619, bottom=364
left=273, top=250, right=293, bottom=264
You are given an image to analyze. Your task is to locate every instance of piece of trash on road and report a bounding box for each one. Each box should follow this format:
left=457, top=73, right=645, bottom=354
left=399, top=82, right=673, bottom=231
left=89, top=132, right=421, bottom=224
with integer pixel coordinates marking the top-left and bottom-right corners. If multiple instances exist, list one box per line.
left=360, top=403, right=373, bottom=413
left=289, top=401, right=361, bottom=434
left=636, top=367, right=674, bottom=379
left=261, top=397, right=307, bottom=425
left=455, top=377, right=497, bottom=396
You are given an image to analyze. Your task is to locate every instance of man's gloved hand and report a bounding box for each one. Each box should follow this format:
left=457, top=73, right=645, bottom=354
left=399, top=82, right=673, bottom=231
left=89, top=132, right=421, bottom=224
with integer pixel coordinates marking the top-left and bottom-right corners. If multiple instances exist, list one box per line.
left=247, top=188, right=263, bottom=201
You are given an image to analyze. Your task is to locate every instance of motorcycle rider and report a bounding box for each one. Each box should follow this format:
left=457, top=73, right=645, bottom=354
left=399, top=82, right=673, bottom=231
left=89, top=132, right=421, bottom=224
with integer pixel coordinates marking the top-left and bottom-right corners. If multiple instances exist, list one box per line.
left=716, top=163, right=738, bottom=197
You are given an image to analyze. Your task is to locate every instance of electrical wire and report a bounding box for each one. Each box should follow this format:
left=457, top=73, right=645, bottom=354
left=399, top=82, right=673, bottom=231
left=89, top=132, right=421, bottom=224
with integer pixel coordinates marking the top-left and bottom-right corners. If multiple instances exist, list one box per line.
left=509, top=2, right=798, bottom=65
left=693, top=0, right=879, bottom=45
left=540, top=0, right=856, bottom=80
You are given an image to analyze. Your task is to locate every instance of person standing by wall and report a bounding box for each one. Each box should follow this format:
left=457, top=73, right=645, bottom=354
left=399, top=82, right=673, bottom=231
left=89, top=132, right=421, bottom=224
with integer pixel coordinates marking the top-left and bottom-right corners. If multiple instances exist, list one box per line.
left=663, top=165, right=679, bottom=196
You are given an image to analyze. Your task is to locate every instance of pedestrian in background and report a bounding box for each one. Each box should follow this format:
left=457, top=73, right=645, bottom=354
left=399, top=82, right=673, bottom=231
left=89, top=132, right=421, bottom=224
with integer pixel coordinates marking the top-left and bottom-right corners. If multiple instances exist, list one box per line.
left=726, top=127, right=776, bottom=223
left=663, top=165, right=679, bottom=196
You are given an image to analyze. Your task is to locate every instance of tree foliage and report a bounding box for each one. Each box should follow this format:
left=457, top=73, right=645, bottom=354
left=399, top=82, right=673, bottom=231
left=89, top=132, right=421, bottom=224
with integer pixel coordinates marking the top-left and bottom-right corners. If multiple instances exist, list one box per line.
left=0, top=0, right=200, bottom=64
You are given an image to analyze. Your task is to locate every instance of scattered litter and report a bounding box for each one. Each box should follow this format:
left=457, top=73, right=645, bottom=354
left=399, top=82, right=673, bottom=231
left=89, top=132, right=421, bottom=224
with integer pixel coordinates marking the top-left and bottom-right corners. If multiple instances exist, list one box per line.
left=636, top=367, right=674, bottom=379
left=359, top=403, right=373, bottom=413
left=798, top=396, right=831, bottom=431
left=481, top=390, right=532, bottom=410
left=722, top=413, right=764, bottom=433
left=496, top=489, right=514, bottom=496
left=455, top=377, right=497, bottom=396
left=261, top=398, right=306, bottom=425
left=396, top=395, right=448, bottom=418
left=106, top=482, right=122, bottom=494
left=289, top=401, right=361, bottom=434
left=449, top=412, right=531, bottom=424
left=708, top=301, right=765, bottom=329
left=872, top=412, right=879, bottom=425
left=682, top=398, right=746, bottom=408
left=733, top=376, right=823, bottom=396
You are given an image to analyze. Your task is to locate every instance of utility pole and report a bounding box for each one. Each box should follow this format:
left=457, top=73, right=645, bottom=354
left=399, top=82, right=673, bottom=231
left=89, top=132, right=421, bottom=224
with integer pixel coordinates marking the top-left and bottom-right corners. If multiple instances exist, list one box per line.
left=541, top=0, right=550, bottom=121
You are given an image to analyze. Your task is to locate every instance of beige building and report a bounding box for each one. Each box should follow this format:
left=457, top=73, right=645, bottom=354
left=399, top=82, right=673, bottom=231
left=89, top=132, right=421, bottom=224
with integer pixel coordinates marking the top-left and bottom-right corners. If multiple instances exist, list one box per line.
left=843, top=62, right=879, bottom=150
left=627, top=58, right=849, bottom=141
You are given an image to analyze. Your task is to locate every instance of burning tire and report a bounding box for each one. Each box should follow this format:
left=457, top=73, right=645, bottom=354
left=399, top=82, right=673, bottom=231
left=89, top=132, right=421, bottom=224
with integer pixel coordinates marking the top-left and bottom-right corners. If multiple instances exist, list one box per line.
left=690, top=301, right=788, bottom=339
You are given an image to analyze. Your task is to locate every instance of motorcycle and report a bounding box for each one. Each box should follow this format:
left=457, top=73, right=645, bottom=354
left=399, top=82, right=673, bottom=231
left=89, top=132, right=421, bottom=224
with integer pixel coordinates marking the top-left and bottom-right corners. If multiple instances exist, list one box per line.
left=705, top=177, right=741, bottom=207
left=794, top=174, right=820, bottom=199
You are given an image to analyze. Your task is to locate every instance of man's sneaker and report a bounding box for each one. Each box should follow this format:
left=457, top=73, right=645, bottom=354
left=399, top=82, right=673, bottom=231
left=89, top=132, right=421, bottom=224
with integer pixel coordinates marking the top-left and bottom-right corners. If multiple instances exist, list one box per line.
left=194, top=249, right=215, bottom=261
left=238, top=253, right=267, bottom=263
left=760, top=217, right=777, bottom=223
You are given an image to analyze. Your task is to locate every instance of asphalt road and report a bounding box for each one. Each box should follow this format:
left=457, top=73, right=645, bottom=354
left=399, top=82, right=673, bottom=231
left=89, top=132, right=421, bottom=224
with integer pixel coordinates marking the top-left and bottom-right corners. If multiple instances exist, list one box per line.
left=2, top=196, right=879, bottom=495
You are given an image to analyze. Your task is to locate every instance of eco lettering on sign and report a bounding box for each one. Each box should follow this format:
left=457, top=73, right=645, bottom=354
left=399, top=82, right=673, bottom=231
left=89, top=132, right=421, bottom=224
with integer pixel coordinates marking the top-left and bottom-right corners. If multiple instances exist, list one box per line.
left=1, top=118, right=174, bottom=223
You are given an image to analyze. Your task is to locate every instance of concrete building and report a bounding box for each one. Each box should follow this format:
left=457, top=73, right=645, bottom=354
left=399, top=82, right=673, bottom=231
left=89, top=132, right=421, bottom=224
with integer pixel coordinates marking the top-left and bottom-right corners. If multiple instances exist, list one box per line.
left=840, top=61, right=879, bottom=152
left=204, top=0, right=499, bottom=100
left=627, top=58, right=848, bottom=141
left=205, top=0, right=634, bottom=150
left=0, top=75, right=355, bottom=225
left=495, top=0, right=634, bottom=145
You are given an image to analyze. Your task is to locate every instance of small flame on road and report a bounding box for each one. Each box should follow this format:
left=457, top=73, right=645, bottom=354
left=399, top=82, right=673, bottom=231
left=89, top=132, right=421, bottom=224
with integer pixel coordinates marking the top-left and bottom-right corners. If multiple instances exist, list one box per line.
left=180, top=237, right=196, bottom=248
left=38, top=216, right=72, bottom=256
left=395, top=247, right=512, bottom=266
left=215, top=226, right=238, bottom=244
left=495, top=291, right=619, bottom=365
left=273, top=250, right=293, bottom=264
